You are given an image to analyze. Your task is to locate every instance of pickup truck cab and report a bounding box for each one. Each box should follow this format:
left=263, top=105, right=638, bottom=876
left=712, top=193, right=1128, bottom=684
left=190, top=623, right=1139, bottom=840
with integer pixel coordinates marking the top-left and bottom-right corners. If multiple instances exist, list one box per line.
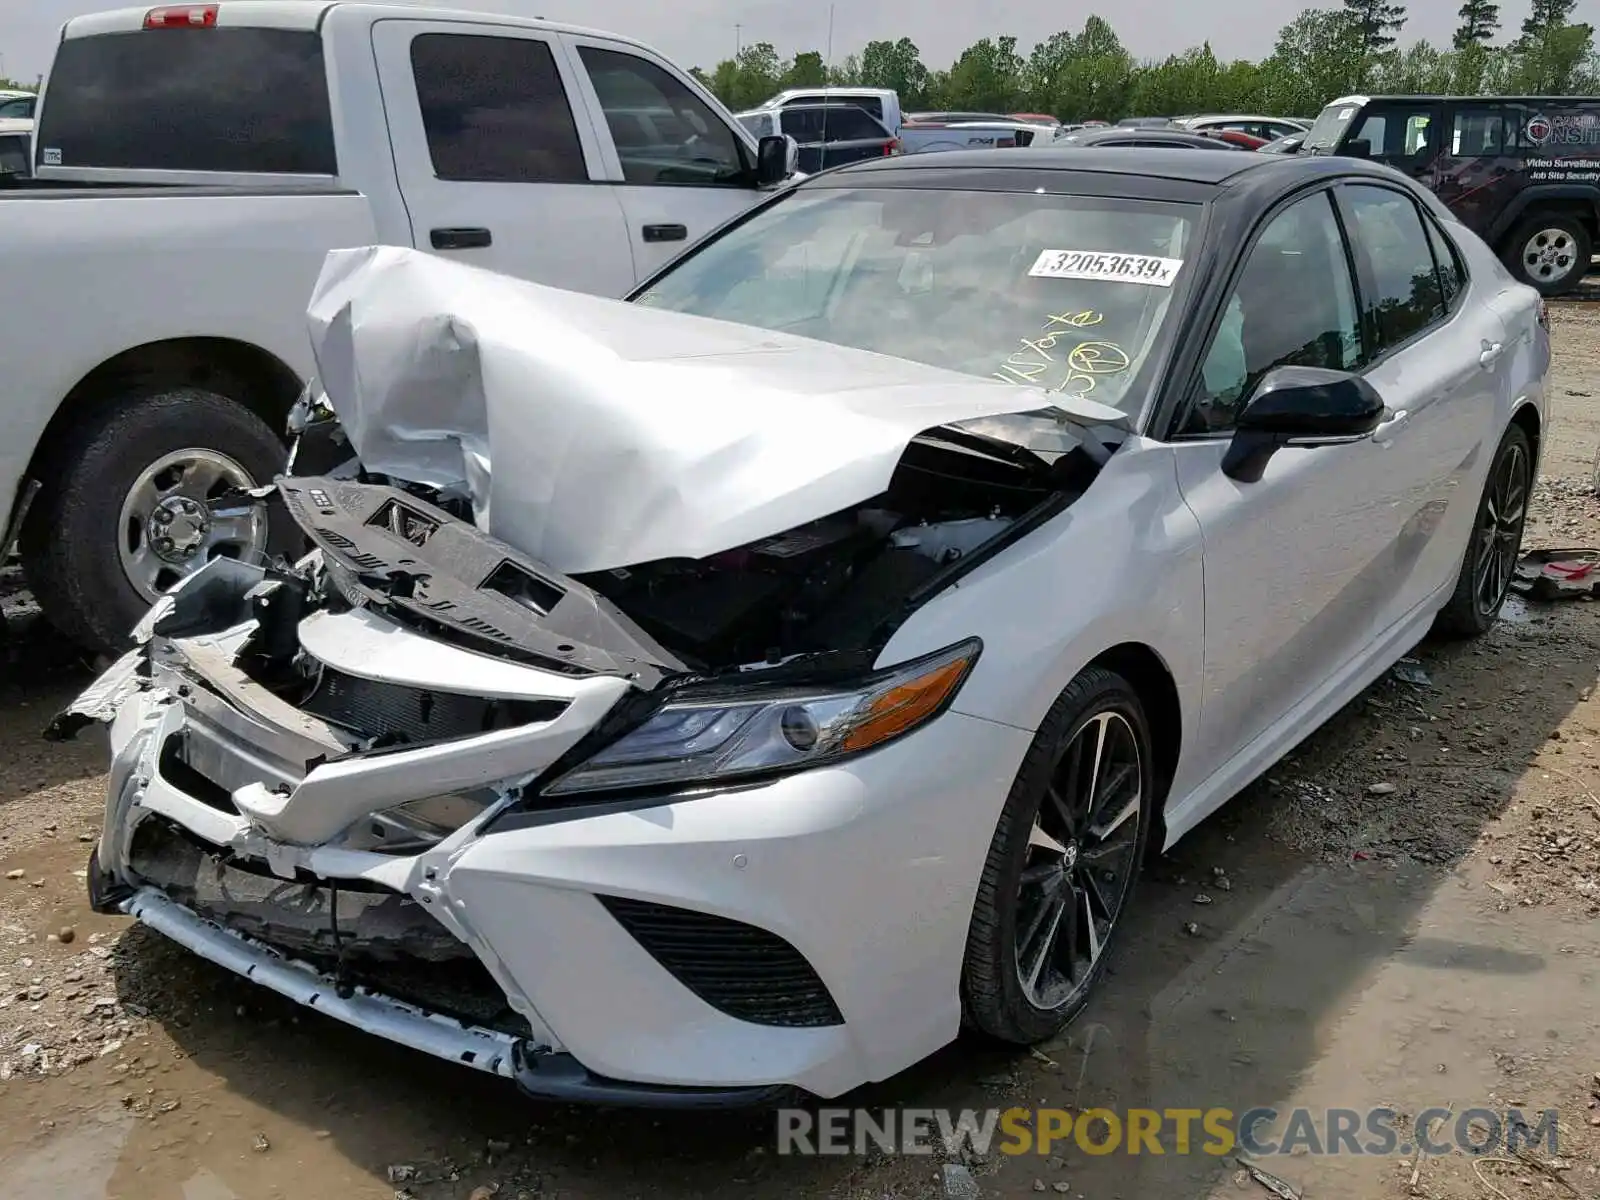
left=4, top=1, right=796, bottom=654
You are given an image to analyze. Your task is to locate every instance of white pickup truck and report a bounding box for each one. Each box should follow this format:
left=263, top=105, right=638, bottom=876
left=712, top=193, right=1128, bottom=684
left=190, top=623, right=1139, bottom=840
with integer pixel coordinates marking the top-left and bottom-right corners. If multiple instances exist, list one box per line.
left=2, top=0, right=796, bottom=654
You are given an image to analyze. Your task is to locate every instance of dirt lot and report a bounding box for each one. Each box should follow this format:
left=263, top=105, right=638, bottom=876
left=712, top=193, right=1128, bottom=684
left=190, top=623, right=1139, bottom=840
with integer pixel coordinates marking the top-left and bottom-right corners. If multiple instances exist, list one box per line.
left=4, top=311, right=1600, bottom=1200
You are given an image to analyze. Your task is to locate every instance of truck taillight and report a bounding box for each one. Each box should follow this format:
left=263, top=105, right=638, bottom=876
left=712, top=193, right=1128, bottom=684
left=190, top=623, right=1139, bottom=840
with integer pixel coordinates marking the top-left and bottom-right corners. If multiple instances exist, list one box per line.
left=884, top=139, right=900, bottom=155
left=144, top=4, right=218, bottom=28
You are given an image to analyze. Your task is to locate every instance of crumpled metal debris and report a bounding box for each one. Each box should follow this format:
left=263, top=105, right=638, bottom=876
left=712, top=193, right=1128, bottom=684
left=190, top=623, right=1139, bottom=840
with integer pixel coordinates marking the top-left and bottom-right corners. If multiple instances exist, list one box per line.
left=1511, top=548, right=1600, bottom=599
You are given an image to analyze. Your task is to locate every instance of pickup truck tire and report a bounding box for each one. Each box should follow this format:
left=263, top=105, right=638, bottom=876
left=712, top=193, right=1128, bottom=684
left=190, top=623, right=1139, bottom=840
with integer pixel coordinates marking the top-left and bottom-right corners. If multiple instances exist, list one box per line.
left=1502, top=215, right=1592, bottom=296
left=21, top=387, right=291, bottom=655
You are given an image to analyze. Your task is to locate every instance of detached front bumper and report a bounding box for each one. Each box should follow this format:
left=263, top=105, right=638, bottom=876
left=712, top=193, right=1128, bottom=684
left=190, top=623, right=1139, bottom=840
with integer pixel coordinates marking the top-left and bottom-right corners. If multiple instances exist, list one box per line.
left=83, top=602, right=1031, bottom=1102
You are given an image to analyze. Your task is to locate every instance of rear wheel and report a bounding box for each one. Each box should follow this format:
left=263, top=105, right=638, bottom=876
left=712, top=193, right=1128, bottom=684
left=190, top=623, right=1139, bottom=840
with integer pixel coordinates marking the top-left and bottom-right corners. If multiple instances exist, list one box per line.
left=1435, top=423, right=1531, bottom=638
left=21, top=387, right=291, bottom=655
left=1503, top=215, right=1591, bottom=296
left=961, top=668, right=1153, bottom=1044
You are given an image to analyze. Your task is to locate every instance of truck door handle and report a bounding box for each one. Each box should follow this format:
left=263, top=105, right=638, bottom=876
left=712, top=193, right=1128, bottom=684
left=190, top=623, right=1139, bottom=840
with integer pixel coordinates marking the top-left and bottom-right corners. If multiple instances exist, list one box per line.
left=430, top=227, right=492, bottom=250
left=642, top=223, right=687, bottom=243
left=1479, top=341, right=1505, bottom=368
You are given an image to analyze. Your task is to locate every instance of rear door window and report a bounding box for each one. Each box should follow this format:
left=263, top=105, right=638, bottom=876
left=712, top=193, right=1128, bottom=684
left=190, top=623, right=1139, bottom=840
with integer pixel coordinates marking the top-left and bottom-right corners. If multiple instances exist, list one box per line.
left=577, top=45, right=748, bottom=186
left=1423, top=218, right=1466, bottom=309
left=814, top=108, right=886, bottom=141
left=410, top=33, right=587, bottom=184
left=783, top=109, right=824, bottom=142
left=34, top=29, right=335, bottom=174
left=1450, top=107, right=1508, bottom=156
left=1342, top=184, right=1448, bottom=351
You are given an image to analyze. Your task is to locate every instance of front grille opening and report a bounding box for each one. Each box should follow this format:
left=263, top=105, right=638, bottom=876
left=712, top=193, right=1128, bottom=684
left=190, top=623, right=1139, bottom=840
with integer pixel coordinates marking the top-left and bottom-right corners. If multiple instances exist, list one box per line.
left=299, top=666, right=567, bottom=745
left=157, top=734, right=238, bottom=814
left=129, top=817, right=530, bottom=1037
left=597, top=895, right=843, bottom=1028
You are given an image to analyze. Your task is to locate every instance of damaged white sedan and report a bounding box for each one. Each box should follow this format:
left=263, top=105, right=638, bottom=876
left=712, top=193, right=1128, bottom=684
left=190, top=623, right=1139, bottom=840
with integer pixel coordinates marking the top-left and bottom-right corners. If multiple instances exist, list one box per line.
left=57, top=147, right=1547, bottom=1104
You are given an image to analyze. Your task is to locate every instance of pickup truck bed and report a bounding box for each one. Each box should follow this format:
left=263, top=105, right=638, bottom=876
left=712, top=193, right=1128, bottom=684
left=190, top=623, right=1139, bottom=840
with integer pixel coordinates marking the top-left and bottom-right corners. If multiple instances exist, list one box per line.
left=1, top=187, right=377, bottom=649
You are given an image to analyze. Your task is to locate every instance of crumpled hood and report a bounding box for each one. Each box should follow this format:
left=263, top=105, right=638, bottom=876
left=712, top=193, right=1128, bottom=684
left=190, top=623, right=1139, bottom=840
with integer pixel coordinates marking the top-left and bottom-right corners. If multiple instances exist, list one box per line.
left=306, top=245, right=1091, bottom=574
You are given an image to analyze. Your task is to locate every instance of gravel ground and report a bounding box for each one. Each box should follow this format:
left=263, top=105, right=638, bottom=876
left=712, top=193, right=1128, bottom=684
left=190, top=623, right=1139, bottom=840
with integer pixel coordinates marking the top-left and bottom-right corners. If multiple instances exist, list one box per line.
left=2, top=308, right=1600, bottom=1199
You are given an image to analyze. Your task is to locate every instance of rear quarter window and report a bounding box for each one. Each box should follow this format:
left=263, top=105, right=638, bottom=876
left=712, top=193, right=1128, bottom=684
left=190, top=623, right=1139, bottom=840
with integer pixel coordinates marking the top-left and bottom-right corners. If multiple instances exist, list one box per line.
left=818, top=109, right=886, bottom=141
left=36, top=29, right=336, bottom=174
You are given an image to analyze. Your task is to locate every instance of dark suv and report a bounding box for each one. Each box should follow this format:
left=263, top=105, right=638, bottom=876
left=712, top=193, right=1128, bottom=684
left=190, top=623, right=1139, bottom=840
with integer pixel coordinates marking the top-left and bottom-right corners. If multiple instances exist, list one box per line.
left=1302, top=94, right=1600, bottom=294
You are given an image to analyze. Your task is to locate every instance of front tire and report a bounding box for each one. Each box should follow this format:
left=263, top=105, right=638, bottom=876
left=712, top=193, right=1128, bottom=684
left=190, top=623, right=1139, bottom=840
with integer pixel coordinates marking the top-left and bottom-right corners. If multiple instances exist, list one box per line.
left=960, top=667, right=1154, bottom=1045
left=21, top=388, right=291, bottom=656
left=1503, top=215, right=1591, bottom=296
left=1435, top=422, right=1531, bottom=639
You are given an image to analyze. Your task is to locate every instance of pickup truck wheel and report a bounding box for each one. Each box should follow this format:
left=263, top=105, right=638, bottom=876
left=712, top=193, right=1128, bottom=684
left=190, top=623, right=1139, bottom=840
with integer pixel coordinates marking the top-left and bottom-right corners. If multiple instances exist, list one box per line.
left=21, top=388, right=290, bottom=655
left=1504, top=215, right=1592, bottom=295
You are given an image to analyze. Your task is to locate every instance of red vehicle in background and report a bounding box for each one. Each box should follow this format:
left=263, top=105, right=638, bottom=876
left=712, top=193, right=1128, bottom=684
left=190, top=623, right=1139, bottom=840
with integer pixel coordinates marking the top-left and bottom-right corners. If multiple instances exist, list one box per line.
left=1199, top=128, right=1269, bottom=150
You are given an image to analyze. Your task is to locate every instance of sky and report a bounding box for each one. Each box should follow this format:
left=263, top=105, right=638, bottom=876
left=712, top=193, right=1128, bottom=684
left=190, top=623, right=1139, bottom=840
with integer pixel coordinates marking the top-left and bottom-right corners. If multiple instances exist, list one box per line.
left=0, top=0, right=1544, bottom=87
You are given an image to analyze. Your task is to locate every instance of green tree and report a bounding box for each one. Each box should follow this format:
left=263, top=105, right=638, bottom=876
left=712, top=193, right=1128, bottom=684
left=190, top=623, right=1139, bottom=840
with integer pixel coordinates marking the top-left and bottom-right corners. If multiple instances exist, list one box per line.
left=829, top=53, right=863, bottom=86
left=1045, top=17, right=1134, bottom=121
left=1344, top=0, right=1408, bottom=54
left=783, top=51, right=829, bottom=88
left=859, top=38, right=929, bottom=107
left=1453, top=0, right=1500, bottom=48
left=1262, top=9, right=1363, bottom=114
left=944, top=36, right=1025, bottom=112
left=729, top=41, right=784, bottom=108
left=1511, top=19, right=1595, bottom=91
left=1522, top=0, right=1577, bottom=42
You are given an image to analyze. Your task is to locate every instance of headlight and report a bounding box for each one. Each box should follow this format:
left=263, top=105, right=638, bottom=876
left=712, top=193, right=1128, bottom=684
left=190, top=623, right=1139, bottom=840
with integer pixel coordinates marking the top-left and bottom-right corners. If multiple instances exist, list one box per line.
left=544, top=638, right=981, bottom=796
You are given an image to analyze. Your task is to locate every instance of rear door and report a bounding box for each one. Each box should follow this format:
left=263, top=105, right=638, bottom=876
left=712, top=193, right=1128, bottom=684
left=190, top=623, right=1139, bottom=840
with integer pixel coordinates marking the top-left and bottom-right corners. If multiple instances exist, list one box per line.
left=813, top=107, right=894, bottom=169
left=1429, top=102, right=1522, bottom=238
left=1335, top=181, right=1509, bottom=618
left=370, top=20, right=635, bottom=295
left=781, top=108, right=828, bottom=173
left=565, top=37, right=766, bottom=279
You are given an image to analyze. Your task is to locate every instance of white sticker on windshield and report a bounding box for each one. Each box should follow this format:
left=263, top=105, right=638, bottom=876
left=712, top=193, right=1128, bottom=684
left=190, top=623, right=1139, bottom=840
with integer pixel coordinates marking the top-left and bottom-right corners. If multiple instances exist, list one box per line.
left=1338, top=106, right=1356, bottom=119
left=41, top=147, right=61, bottom=166
left=1028, top=249, right=1183, bottom=287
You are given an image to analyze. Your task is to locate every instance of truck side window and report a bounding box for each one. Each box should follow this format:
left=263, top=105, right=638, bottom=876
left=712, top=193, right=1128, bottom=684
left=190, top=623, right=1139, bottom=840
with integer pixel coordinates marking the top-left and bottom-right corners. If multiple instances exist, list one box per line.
left=577, top=46, right=748, bottom=187
left=1351, top=108, right=1433, bottom=161
left=410, top=34, right=587, bottom=184
left=1451, top=108, right=1506, bottom=156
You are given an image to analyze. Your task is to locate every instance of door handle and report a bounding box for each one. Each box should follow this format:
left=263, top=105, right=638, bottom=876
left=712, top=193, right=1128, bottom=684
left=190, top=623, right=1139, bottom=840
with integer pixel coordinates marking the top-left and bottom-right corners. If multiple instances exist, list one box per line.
left=430, top=227, right=492, bottom=250
left=642, top=223, right=688, bottom=243
left=1372, top=408, right=1410, bottom=442
left=1479, top=341, right=1505, bottom=368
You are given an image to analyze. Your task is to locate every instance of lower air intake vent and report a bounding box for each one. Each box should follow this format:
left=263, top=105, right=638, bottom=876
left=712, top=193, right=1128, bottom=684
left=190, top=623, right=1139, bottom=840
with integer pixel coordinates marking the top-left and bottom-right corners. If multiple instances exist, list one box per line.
left=597, top=895, right=843, bottom=1028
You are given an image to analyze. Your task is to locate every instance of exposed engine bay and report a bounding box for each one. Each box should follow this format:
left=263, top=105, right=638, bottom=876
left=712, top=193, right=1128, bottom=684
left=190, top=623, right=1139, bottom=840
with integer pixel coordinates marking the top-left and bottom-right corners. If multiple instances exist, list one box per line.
left=273, top=406, right=1111, bottom=699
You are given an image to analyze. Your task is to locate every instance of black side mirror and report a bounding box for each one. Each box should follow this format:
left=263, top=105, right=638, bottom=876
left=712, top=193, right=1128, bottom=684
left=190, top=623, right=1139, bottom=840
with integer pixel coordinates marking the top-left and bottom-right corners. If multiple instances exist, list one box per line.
left=755, top=135, right=793, bottom=186
left=1344, top=137, right=1372, bottom=159
left=1222, top=366, right=1386, bottom=482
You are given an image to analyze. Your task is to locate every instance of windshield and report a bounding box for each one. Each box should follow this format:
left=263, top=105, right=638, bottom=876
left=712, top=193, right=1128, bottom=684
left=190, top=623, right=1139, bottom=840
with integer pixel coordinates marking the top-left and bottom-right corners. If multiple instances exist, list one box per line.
left=1302, top=100, right=1362, bottom=154
left=635, top=187, right=1197, bottom=415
